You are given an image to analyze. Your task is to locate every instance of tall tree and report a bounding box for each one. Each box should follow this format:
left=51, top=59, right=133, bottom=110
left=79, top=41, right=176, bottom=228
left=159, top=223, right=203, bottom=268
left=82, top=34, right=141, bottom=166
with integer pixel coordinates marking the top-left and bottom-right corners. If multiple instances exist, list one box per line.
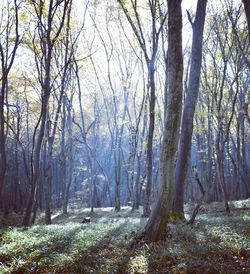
left=0, top=0, right=19, bottom=212
left=117, top=0, right=167, bottom=216
left=144, top=0, right=183, bottom=241
left=44, top=0, right=74, bottom=224
left=22, top=0, right=70, bottom=226
left=173, top=0, right=207, bottom=219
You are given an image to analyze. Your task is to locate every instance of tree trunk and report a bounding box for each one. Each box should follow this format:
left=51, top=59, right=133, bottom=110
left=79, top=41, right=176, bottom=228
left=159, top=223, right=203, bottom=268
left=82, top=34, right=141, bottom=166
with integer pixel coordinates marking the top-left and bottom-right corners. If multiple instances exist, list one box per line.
left=22, top=0, right=70, bottom=225
left=0, top=0, right=19, bottom=212
left=62, top=96, right=73, bottom=214
left=206, top=97, right=214, bottom=202
left=114, top=89, right=129, bottom=211
left=144, top=0, right=183, bottom=242
left=143, top=64, right=156, bottom=217
left=133, top=100, right=147, bottom=210
left=22, top=12, right=52, bottom=226
left=22, top=93, right=50, bottom=226
left=173, top=0, right=207, bottom=219
left=44, top=136, right=53, bottom=225
left=132, top=155, right=141, bottom=210
left=0, top=86, right=6, bottom=212
left=187, top=167, right=205, bottom=225
left=215, top=131, right=230, bottom=213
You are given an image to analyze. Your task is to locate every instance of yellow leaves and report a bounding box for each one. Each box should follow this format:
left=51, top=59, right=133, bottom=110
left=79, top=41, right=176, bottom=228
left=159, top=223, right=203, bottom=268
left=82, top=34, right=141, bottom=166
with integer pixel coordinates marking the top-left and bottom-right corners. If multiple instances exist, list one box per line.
left=20, top=11, right=29, bottom=23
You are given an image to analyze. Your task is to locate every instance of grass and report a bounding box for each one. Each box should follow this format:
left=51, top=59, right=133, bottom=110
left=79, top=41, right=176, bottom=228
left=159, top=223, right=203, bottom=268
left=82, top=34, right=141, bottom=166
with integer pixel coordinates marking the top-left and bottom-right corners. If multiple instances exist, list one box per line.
left=0, top=200, right=249, bottom=273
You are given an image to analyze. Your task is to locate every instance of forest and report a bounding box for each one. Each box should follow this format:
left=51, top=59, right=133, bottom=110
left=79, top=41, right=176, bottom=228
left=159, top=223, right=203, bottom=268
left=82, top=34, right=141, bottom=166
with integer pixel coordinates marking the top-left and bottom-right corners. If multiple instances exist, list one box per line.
left=0, top=0, right=249, bottom=273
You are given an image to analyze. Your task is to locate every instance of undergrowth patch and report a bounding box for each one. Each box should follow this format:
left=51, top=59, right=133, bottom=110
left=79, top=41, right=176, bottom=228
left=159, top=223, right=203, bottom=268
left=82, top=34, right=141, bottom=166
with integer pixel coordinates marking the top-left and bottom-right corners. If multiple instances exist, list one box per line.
left=0, top=200, right=249, bottom=273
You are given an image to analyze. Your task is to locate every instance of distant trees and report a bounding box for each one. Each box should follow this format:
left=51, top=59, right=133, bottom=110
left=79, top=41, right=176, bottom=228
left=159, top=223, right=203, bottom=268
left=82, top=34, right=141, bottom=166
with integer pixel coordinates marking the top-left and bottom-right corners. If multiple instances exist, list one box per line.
left=190, top=1, right=250, bottom=208
left=0, top=0, right=249, bottom=232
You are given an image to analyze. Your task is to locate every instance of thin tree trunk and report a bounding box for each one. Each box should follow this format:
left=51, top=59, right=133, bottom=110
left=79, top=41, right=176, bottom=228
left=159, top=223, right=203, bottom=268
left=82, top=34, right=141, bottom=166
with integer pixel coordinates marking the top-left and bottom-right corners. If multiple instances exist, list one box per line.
left=44, top=136, right=53, bottom=224
left=0, top=0, right=19, bottom=212
left=62, top=96, right=73, bottom=214
left=0, top=85, right=7, bottom=211
left=173, top=0, right=207, bottom=219
left=143, top=65, right=156, bottom=217
left=187, top=167, right=205, bottom=225
left=61, top=100, right=67, bottom=213
left=206, top=97, right=214, bottom=202
left=215, top=134, right=230, bottom=213
left=22, top=0, right=69, bottom=225
left=132, top=154, right=141, bottom=210
left=22, top=92, right=50, bottom=226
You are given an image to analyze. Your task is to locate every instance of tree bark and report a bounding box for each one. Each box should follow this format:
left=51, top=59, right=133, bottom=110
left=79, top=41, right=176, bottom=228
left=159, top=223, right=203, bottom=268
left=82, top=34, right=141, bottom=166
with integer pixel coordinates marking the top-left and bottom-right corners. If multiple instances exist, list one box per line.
left=63, top=98, right=73, bottom=214
left=61, top=97, right=67, bottom=213
left=173, top=0, right=207, bottom=219
left=144, top=0, right=183, bottom=242
left=0, top=79, right=7, bottom=212
left=143, top=63, right=156, bottom=216
left=214, top=136, right=230, bottom=213
left=44, top=135, right=53, bottom=224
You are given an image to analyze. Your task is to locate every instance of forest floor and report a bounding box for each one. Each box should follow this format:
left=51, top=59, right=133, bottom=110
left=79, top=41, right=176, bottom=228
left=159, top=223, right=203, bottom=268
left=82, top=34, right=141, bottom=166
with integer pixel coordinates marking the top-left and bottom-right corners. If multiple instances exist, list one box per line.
left=0, top=199, right=249, bottom=274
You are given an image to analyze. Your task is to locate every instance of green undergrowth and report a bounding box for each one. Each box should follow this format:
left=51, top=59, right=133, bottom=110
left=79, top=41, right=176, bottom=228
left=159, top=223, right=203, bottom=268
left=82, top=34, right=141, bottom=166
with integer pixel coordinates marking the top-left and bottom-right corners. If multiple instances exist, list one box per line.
left=0, top=200, right=249, bottom=273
